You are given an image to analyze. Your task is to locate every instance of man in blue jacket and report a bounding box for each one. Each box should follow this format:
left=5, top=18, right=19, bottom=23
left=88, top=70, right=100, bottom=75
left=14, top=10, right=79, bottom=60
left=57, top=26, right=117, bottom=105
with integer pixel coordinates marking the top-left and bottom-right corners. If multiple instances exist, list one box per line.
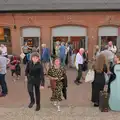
left=41, top=44, right=50, bottom=75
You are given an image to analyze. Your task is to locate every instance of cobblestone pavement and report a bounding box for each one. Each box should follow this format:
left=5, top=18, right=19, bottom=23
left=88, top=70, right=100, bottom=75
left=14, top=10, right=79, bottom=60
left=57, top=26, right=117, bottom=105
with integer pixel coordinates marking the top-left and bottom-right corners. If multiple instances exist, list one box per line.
left=0, top=106, right=120, bottom=120
left=0, top=66, right=120, bottom=120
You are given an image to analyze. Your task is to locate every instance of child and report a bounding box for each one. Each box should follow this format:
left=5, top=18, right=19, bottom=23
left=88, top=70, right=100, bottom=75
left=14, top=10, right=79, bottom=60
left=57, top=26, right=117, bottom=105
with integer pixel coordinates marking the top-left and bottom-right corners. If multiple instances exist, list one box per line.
left=9, top=55, right=21, bottom=81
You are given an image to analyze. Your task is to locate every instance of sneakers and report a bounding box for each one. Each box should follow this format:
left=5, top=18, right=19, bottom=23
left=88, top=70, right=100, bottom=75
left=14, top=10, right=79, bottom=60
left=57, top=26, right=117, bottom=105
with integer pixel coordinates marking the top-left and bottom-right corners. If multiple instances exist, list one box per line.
left=53, top=101, right=57, bottom=106
left=0, top=93, right=7, bottom=97
left=57, top=106, right=61, bottom=112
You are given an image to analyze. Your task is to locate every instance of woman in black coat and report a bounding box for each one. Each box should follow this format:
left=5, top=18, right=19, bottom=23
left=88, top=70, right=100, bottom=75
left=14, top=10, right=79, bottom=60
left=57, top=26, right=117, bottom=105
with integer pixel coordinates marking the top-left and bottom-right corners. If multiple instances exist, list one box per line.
left=25, top=52, right=44, bottom=111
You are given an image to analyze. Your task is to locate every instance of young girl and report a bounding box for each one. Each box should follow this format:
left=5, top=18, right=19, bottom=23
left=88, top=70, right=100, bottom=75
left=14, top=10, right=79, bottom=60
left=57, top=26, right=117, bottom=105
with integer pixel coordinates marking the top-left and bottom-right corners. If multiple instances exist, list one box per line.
left=9, top=55, right=21, bottom=81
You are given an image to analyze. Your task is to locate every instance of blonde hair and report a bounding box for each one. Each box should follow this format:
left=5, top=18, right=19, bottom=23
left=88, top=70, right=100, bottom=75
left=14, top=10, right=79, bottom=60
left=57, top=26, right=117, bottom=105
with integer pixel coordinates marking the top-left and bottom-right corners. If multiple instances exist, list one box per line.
left=94, top=54, right=109, bottom=73
left=41, top=44, right=46, bottom=47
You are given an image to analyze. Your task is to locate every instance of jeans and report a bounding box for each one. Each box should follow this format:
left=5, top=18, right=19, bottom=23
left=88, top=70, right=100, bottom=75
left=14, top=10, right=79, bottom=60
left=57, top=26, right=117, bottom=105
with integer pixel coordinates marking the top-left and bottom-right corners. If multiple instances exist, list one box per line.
left=0, top=74, right=8, bottom=94
left=60, top=56, right=65, bottom=66
left=27, top=83, right=40, bottom=105
left=75, top=64, right=82, bottom=82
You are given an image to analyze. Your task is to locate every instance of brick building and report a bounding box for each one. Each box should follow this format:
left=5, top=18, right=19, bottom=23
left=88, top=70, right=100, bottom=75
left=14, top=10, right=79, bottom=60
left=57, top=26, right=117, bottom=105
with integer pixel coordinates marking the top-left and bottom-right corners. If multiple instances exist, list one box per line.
left=0, top=0, right=120, bottom=58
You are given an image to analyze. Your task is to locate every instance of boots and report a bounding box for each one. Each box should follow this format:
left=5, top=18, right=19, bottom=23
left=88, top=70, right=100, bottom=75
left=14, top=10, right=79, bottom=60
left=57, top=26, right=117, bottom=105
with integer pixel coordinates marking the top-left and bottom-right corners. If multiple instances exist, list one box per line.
left=35, top=104, right=40, bottom=111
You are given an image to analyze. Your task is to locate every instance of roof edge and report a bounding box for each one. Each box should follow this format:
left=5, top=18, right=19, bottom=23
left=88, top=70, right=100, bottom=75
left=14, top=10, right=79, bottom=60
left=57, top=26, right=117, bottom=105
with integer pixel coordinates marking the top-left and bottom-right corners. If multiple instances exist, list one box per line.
left=0, top=9, right=120, bottom=13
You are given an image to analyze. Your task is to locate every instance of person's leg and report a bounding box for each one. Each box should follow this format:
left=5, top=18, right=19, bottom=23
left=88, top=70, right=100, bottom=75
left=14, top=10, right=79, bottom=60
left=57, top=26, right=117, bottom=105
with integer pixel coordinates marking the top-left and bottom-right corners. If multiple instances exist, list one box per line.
left=62, top=87, right=67, bottom=100
left=0, top=74, right=8, bottom=96
left=75, top=64, right=82, bottom=84
left=27, top=83, right=35, bottom=108
left=34, top=85, right=40, bottom=111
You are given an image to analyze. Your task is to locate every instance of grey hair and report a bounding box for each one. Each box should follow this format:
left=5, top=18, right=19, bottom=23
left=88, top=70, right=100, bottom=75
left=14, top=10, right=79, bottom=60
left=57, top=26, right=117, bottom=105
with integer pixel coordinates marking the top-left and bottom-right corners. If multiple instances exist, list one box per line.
left=31, top=52, right=40, bottom=58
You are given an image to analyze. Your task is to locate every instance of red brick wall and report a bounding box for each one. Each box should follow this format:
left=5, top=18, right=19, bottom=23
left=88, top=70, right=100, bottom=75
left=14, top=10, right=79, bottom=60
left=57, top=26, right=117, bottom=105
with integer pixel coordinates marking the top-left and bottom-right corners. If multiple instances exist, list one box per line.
left=0, top=12, right=120, bottom=58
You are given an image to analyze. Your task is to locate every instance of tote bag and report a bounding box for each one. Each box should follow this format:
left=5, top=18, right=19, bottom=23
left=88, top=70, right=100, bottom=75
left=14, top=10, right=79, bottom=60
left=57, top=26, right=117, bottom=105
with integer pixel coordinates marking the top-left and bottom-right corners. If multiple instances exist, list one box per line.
left=85, top=69, right=95, bottom=82
left=20, top=53, right=25, bottom=59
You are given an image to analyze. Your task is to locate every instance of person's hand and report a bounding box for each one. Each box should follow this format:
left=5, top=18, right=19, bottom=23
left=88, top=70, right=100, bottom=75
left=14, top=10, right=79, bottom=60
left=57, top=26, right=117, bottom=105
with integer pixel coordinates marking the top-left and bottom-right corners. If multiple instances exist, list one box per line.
left=25, top=76, right=27, bottom=82
left=54, top=77, right=58, bottom=80
left=104, top=85, right=108, bottom=91
left=40, top=86, right=44, bottom=89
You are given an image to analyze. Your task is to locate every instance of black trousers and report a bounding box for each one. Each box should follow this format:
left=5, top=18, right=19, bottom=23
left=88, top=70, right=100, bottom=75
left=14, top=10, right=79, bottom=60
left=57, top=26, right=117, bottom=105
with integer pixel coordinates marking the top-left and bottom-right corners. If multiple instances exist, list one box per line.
left=27, top=83, right=40, bottom=105
left=62, top=87, right=67, bottom=99
left=76, top=64, right=82, bottom=82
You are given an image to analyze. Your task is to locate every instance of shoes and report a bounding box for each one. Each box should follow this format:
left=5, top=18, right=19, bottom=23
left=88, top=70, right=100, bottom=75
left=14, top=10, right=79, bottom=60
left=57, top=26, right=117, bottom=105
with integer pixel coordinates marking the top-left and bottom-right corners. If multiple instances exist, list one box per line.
left=28, top=102, right=35, bottom=108
left=53, top=102, right=57, bottom=106
left=57, top=106, right=61, bottom=112
left=35, top=105, right=40, bottom=111
left=74, top=80, right=82, bottom=85
left=94, top=103, right=99, bottom=107
left=0, top=93, right=7, bottom=97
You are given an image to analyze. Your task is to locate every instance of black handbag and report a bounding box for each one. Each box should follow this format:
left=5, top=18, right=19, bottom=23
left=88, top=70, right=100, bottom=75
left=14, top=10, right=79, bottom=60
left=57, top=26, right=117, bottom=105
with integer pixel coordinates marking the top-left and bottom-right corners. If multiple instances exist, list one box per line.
left=61, top=73, right=68, bottom=100
left=99, top=91, right=109, bottom=112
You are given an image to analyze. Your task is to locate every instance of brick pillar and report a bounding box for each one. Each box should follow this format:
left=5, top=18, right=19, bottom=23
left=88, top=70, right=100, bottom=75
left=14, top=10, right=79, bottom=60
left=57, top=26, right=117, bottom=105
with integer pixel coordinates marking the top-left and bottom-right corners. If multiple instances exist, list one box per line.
left=11, top=28, right=21, bottom=55
left=88, top=27, right=98, bottom=59
left=41, top=27, right=51, bottom=49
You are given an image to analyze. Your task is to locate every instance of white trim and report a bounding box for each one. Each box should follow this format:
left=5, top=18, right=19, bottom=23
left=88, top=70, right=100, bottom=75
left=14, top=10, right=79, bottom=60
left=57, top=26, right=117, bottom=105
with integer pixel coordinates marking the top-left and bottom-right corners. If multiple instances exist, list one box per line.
left=98, top=27, right=118, bottom=36
left=22, top=28, right=40, bottom=37
left=52, top=26, right=87, bottom=37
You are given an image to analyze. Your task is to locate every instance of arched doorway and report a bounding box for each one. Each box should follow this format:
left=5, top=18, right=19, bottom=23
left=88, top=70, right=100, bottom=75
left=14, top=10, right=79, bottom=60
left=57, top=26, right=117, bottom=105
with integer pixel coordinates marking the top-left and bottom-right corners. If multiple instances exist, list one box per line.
left=51, top=26, right=88, bottom=53
left=98, top=26, right=118, bottom=50
left=0, top=27, right=12, bottom=54
left=21, top=27, right=41, bottom=51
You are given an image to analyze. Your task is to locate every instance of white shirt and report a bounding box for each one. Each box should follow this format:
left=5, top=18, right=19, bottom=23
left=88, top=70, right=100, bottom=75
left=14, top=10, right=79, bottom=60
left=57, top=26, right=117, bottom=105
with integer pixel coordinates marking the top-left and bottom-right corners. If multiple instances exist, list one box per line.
left=65, top=46, right=69, bottom=55
left=75, top=53, right=83, bottom=69
left=108, top=45, right=117, bottom=54
left=0, top=46, right=8, bottom=56
left=101, top=50, right=114, bottom=62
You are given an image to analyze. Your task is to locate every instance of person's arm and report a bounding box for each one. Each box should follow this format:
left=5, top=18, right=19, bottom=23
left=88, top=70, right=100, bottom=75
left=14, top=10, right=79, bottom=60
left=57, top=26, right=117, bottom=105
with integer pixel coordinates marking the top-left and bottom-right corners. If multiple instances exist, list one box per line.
left=47, top=68, right=58, bottom=80
left=25, top=62, right=30, bottom=76
left=103, top=64, right=108, bottom=73
left=6, top=58, right=10, bottom=64
left=40, top=64, right=45, bottom=86
left=111, top=46, right=117, bottom=53
left=21, top=46, right=23, bottom=53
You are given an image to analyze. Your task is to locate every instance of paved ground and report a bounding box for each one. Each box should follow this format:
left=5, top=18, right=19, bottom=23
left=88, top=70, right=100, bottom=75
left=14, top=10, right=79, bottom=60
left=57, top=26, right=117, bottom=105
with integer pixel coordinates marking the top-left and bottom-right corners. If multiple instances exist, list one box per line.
left=0, top=66, right=120, bottom=120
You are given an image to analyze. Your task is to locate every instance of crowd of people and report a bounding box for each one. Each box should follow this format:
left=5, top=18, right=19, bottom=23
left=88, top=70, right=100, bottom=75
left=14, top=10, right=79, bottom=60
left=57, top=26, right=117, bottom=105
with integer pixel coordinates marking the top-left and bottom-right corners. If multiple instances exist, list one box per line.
left=0, top=40, right=120, bottom=112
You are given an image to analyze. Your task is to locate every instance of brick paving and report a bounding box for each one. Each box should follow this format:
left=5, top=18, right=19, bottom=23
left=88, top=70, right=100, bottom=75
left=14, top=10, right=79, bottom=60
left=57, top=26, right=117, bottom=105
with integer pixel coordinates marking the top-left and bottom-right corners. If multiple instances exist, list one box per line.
left=0, top=66, right=120, bottom=120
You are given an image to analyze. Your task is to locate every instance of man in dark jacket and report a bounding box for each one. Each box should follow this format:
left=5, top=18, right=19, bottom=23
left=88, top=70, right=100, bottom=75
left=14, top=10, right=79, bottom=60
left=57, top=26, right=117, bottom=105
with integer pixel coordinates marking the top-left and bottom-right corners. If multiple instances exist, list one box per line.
left=25, top=52, right=44, bottom=111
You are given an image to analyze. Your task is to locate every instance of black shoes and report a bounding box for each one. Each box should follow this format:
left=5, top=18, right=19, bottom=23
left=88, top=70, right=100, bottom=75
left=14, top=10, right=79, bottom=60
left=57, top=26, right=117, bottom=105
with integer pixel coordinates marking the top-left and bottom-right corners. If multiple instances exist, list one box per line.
left=28, top=102, right=40, bottom=111
left=35, top=105, right=40, bottom=111
left=74, top=80, right=82, bottom=85
left=28, top=102, right=35, bottom=108
left=94, top=103, right=99, bottom=107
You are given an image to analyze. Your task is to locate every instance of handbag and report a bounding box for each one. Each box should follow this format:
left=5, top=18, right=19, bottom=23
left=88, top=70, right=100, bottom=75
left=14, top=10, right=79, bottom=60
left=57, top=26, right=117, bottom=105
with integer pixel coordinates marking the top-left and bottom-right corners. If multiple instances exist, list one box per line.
left=50, top=79, right=56, bottom=89
left=20, top=53, right=25, bottom=59
left=85, top=69, right=95, bottom=82
left=8, top=64, right=16, bottom=70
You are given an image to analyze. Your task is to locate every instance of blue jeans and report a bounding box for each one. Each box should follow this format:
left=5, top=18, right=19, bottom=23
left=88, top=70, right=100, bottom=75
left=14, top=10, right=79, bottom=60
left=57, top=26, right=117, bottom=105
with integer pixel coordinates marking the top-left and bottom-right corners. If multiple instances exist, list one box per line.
left=60, top=56, right=65, bottom=66
left=0, top=74, right=8, bottom=94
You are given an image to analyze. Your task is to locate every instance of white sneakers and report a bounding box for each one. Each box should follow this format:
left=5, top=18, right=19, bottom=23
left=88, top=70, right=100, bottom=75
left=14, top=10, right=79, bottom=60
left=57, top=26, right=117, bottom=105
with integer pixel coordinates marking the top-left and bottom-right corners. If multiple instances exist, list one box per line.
left=57, top=105, right=61, bottom=112
left=52, top=101, right=61, bottom=112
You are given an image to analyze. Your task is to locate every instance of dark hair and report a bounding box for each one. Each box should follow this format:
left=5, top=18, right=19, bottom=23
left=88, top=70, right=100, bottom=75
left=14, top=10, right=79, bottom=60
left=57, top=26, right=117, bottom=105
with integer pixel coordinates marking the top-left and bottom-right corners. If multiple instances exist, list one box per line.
left=53, top=57, right=60, bottom=63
